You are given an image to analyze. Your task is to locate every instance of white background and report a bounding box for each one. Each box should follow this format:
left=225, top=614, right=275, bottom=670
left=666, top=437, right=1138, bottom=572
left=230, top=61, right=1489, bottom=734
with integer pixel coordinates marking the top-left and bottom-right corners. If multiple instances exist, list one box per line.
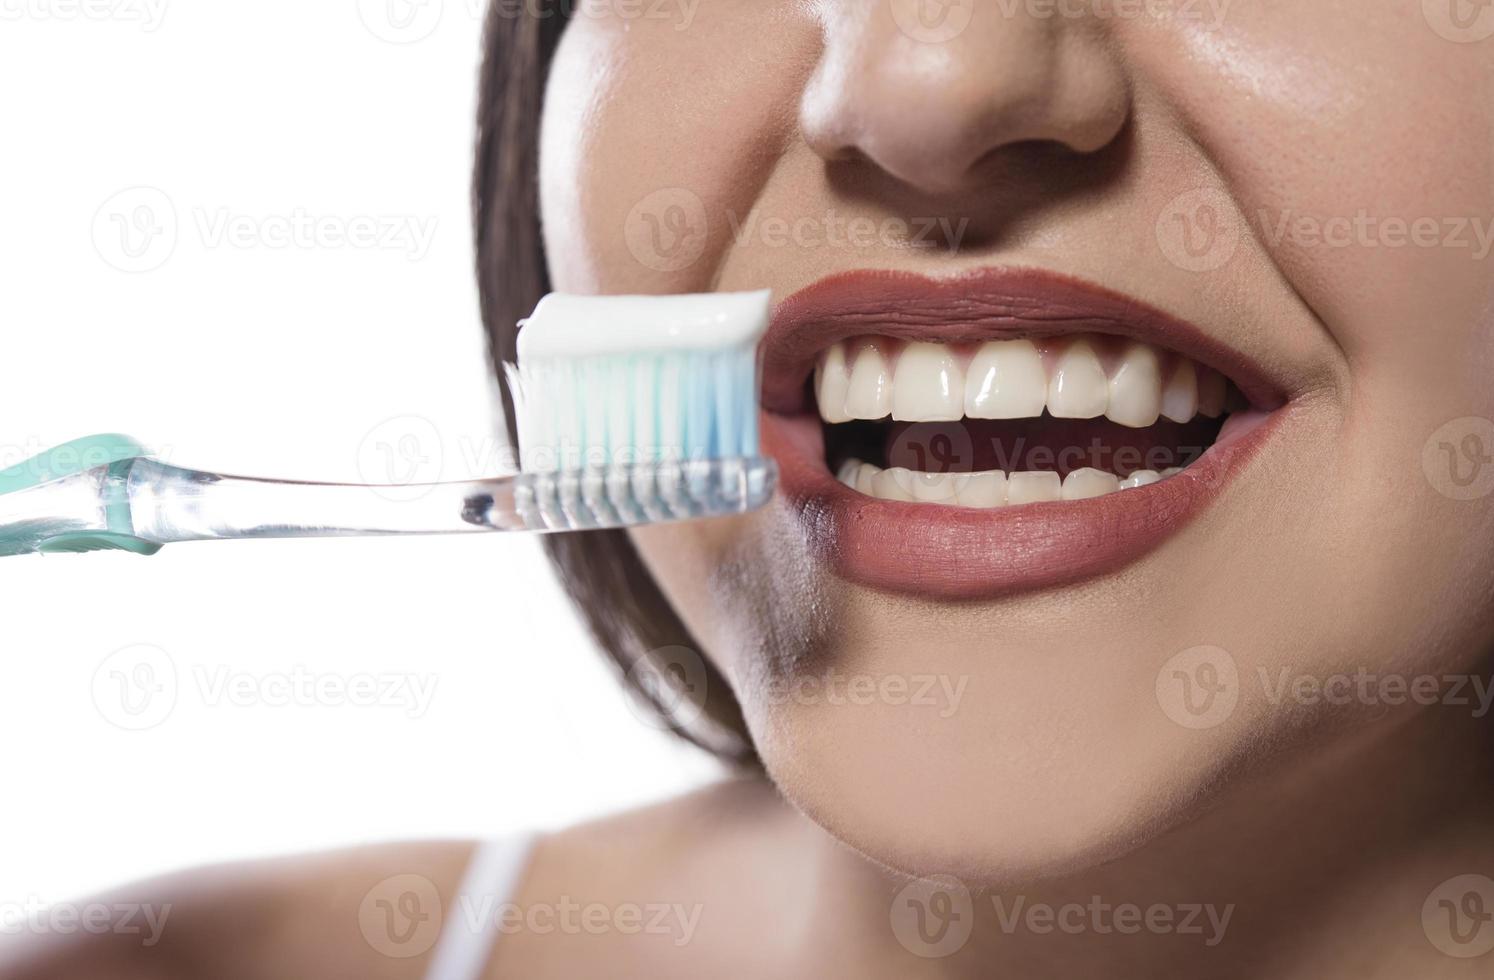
left=0, top=0, right=717, bottom=906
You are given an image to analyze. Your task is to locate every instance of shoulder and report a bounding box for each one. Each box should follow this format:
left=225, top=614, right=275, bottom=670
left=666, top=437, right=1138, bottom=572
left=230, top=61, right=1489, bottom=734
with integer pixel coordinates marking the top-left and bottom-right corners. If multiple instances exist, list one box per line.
left=0, top=779, right=801, bottom=980
left=488, top=777, right=805, bottom=978
left=0, top=839, right=476, bottom=980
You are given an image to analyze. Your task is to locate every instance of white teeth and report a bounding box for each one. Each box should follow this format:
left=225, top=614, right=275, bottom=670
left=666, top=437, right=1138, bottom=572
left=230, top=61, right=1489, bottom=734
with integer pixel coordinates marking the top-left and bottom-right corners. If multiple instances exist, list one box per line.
left=822, top=336, right=1235, bottom=500
left=1105, top=343, right=1162, bottom=428
left=910, top=471, right=965, bottom=503
left=835, top=462, right=1186, bottom=505
left=1007, top=470, right=1063, bottom=505
left=892, top=342, right=964, bottom=422
left=957, top=470, right=1007, bottom=508
left=1196, top=367, right=1226, bottom=418
left=965, top=340, right=1047, bottom=419
left=1119, top=469, right=1161, bottom=490
left=1061, top=467, right=1121, bottom=500
left=873, top=467, right=917, bottom=501
left=844, top=341, right=892, bottom=420
left=818, top=335, right=1233, bottom=426
left=1047, top=340, right=1108, bottom=419
left=816, top=343, right=853, bottom=424
left=1160, top=359, right=1198, bottom=423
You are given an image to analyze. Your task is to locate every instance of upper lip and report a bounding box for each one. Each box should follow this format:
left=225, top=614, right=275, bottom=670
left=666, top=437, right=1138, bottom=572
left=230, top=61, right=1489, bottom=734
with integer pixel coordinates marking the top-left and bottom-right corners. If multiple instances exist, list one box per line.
left=760, top=266, right=1286, bottom=416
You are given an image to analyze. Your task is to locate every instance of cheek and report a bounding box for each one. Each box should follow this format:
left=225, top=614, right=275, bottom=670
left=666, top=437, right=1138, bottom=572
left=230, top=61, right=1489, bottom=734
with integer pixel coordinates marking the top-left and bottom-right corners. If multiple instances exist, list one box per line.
left=1133, top=4, right=1494, bottom=375
left=539, top=10, right=821, bottom=296
left=1129, top=5, right=1494, bottom=645
left=630, top=504, right=835, bottom=690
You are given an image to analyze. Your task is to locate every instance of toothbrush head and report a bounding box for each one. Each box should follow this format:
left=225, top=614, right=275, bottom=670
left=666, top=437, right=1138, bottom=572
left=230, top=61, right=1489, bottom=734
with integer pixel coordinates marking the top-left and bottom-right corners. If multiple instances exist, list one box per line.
left=508, top=290, right=771, bottom=473
left=503, top=290, right=776, bottom=529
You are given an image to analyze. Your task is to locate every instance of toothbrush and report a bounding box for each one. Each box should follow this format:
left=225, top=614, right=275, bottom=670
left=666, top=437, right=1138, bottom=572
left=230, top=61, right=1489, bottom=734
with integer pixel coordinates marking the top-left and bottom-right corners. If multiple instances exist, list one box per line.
left=0, top=291, right=776, bottom=557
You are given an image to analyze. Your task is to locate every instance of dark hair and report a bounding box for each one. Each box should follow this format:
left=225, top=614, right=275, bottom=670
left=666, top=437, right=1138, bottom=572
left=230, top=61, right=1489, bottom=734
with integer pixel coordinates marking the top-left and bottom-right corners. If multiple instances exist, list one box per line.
left=472, top=1, right=757, bottom=766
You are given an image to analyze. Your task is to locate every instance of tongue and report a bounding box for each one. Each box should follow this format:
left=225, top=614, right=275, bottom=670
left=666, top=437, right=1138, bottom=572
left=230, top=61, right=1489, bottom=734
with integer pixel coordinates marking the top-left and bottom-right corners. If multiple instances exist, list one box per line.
left=884, top=417, right=1224, bottom=477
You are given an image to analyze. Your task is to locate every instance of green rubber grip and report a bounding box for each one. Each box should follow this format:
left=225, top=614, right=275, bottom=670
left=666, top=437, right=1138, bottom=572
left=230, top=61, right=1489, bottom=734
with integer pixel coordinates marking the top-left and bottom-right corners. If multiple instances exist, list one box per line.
left=0, top=434, right=161, bottom=555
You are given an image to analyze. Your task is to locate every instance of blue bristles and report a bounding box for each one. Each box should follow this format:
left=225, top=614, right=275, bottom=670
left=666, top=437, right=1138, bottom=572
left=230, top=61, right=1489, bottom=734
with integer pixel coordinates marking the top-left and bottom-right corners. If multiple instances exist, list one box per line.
left=505, top=291, right=770, bottom=476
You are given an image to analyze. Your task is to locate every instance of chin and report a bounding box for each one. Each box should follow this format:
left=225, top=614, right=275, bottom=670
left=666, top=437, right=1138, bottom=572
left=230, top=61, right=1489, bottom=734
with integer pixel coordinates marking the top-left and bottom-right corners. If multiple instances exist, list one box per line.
left=749, top=681, right=1220, bottom=885
left=727, top=580, right=1254, bottom=887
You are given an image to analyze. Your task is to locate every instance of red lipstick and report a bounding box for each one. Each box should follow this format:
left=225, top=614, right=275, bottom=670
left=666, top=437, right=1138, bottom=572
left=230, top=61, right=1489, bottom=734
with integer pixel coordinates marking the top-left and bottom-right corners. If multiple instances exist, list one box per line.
left=759, top=267, right=1290, bottom=601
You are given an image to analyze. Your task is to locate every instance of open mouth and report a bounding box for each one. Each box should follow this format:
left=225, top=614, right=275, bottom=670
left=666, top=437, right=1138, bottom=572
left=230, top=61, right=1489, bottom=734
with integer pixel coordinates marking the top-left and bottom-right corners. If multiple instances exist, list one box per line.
left=758, top=268, right=1291, bottom=600
left=817, top=335, right=1252, bottom=505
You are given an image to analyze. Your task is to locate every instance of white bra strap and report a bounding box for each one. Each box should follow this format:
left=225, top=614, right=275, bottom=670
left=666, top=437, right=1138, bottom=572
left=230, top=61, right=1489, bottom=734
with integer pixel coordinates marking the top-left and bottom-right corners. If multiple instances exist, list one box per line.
left=422, top=833, right=538, bottom=980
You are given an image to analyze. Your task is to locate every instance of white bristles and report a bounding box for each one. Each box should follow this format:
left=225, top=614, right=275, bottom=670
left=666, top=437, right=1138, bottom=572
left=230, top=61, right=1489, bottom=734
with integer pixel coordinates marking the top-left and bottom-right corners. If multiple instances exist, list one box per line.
left=507, top=291, right=771, bottom=475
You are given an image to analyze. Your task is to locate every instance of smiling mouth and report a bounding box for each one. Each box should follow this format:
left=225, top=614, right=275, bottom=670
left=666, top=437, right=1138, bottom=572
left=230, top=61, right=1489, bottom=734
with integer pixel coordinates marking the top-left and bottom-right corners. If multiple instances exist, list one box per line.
left=816, top=334, right=1255, bottom=505
left=757, top=268, right=1292, bottom=600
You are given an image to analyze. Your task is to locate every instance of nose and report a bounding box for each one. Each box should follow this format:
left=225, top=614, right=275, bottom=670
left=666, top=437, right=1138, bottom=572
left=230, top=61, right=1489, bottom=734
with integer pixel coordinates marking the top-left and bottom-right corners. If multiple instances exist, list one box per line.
left=800, top=0, right=1131, bottom=196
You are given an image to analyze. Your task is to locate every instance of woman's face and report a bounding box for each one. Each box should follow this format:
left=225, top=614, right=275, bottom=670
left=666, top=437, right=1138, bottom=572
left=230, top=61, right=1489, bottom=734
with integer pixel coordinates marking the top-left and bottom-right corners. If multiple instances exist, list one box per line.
left=539, top=0, right=1494, bottom=881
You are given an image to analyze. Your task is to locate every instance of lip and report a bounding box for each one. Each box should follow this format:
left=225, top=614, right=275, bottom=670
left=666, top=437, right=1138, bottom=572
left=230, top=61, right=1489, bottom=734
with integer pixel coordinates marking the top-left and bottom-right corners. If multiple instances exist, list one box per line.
left=759, top=267, right=1292, bottom=602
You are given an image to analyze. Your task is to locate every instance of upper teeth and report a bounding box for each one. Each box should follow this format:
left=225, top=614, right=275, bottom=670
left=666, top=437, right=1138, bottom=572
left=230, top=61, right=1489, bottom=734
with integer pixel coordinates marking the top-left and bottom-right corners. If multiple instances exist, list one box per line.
left=815, top=335, right=1227, bottom=426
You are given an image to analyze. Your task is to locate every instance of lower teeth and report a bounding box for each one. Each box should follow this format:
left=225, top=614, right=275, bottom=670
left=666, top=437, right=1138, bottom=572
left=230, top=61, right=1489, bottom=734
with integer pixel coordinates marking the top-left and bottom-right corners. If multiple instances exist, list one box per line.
left=836, top=461, right=1183, bottom=507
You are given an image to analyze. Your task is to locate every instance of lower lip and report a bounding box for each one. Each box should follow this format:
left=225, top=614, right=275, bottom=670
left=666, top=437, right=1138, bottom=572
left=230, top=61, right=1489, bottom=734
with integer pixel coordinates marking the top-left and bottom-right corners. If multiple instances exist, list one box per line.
left=760, top=408, right=1286, bottom=602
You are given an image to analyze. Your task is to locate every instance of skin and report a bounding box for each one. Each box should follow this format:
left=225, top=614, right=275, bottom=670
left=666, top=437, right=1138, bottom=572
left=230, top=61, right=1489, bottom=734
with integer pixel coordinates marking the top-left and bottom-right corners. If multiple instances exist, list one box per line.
left=4, top=2, right=1492, bottom=978
left=544, top=0, right=1494, bottom=974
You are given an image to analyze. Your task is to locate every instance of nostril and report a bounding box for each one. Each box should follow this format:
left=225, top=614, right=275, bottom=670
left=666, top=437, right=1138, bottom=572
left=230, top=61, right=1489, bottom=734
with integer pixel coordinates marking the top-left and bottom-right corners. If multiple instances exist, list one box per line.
left=799, top=3, right=1131, bottom=198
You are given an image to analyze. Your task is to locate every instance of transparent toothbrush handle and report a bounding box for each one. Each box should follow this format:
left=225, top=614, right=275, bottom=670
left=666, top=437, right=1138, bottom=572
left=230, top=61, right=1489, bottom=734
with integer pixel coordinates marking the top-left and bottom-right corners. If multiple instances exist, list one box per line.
left=0, top=455, right=778, bottom=555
